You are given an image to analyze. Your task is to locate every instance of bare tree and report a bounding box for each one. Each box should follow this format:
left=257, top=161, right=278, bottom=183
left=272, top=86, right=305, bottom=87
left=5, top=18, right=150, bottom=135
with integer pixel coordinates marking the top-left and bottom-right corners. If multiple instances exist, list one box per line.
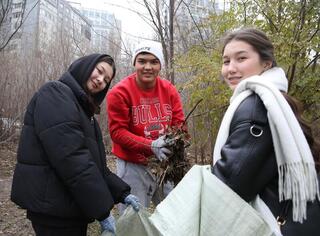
left=139, top=0, right=214, bottom=84
left=0, top=0, right=40, bottom=52
left=169, top=0, right=175, bottom=84
left=140, top=0, right=170, bottom=79
left=0, top=4, right=94, bottom=143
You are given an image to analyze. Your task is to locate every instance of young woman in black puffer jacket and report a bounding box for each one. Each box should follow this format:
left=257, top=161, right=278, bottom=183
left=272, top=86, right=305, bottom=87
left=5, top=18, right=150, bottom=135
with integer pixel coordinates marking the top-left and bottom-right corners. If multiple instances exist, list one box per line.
left=11, top=54, right=140, bottom=236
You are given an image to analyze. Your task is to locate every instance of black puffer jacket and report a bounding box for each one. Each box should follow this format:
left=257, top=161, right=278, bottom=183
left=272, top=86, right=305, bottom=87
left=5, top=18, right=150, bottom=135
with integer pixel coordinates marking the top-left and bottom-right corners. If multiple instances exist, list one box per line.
left=212, top=93, right=320, bottom=236
left=11, top=54, right=130, bottom=226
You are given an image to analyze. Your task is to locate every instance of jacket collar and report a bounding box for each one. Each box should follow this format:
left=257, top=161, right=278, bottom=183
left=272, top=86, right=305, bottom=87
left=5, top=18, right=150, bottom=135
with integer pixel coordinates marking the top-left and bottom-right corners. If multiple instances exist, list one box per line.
left=59, top=71, right=92, bottom=116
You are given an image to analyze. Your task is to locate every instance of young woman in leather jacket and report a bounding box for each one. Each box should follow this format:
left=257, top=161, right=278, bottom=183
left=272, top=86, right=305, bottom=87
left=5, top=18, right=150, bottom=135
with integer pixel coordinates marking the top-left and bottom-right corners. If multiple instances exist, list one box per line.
left=211, top=28, right=320, bottom=236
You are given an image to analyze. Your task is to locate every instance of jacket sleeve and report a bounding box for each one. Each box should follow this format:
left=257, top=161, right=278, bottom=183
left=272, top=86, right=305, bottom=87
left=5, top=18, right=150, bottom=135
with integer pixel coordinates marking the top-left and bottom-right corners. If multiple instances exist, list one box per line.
left=94, top=124, right=131, bottom=203
left=212, top=94, right=278, bottom=202
left=104, top=171, right=130, bottom=203
left=107, top=89, right=153, bottom=154
left=34, top=82, right=115, bottom=220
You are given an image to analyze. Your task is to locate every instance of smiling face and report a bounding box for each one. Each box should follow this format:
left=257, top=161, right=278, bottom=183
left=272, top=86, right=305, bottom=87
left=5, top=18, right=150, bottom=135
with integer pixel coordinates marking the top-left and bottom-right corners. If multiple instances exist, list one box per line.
left=86, top=61, right=113, bottom=94
left=221, top=40, right=271, bottom=90
left=134, top=53, right=161, bottom=90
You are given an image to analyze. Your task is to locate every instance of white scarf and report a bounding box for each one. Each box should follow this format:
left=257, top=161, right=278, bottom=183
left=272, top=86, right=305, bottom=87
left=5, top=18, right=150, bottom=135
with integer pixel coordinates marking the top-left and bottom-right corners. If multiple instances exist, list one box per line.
left=213, top=67, right=319, bottom=224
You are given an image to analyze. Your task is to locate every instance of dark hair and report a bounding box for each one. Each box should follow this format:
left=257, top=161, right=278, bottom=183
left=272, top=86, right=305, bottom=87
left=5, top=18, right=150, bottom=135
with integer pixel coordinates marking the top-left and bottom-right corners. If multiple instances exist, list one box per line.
left=98, top=55, right=116, bottom=79
left=282, top=93, right=320, bottom=172
left=222, top=27, right=320, bottom=171
left=221, top=28, right=277, bottom=67
left=85, top=55, right=116, bottom=115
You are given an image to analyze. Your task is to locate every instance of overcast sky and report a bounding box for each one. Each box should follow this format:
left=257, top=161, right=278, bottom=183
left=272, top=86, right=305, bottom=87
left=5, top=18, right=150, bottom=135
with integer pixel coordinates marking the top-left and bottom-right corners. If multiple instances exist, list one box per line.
left=72, top=0, right=155, bottom=43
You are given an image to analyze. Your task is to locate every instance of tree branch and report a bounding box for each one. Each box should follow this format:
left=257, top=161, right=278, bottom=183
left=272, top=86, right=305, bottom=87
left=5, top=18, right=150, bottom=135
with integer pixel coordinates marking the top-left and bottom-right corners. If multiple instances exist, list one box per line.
left=0, top=0, right=40, bottom=52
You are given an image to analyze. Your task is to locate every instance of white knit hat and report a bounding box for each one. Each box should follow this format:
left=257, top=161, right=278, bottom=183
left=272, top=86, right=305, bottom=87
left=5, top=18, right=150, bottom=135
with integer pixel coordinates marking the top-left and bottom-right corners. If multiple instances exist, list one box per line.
left=132, top=41, right=164, bottom=69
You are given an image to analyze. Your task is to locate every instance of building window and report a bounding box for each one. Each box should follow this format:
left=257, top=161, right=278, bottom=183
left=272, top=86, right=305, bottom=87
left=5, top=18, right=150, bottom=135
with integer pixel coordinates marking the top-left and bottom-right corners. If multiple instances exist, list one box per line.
left=81, top=25, right=91, bottom=40
left=12, top=12, right=21, bottom=18
left=14, top=21, right=21, bottom=29
left=8, top=43, right=17, bottom=51
left=13, top=3, right=23, bottom=9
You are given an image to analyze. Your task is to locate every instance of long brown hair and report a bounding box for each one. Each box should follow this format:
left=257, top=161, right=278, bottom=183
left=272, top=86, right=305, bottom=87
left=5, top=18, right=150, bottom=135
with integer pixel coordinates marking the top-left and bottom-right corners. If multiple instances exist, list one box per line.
left=222, top=28, right=320, bottom=171
left=282, top=93, right=320, bottom=171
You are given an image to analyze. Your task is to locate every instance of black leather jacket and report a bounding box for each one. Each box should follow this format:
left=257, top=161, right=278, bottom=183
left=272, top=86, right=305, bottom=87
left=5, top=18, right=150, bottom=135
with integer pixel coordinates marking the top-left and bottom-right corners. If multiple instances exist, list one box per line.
left=212, top=93, right=320, bottom=236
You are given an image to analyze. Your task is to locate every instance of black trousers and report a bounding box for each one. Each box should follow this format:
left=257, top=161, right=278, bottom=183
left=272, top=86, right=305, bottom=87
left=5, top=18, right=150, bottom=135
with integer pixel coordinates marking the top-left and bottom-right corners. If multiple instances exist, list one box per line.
left=31, top=222, right=88, bottom=236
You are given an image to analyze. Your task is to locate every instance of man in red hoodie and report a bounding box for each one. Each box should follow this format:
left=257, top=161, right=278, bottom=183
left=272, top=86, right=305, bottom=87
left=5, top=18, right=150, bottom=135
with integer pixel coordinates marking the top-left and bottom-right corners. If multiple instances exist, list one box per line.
left=107, top=41, right=185, bottom=213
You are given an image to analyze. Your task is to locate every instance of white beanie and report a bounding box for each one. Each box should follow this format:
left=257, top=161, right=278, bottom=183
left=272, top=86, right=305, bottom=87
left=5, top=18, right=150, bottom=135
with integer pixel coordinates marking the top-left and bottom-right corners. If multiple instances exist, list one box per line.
left=132, top=41, right=164, bottom=69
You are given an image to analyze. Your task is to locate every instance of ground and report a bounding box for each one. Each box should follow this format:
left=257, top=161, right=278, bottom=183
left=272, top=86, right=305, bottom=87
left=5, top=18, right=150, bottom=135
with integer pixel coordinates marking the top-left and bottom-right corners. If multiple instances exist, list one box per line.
left=0, top=142, right=113, bottom=236
left=0, top=142, right=33, bottom=236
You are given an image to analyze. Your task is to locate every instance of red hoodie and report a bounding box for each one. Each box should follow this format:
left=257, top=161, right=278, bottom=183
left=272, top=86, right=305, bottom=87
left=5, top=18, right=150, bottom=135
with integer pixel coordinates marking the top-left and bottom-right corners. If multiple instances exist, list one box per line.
left=107, top=73, right=185, bottom=164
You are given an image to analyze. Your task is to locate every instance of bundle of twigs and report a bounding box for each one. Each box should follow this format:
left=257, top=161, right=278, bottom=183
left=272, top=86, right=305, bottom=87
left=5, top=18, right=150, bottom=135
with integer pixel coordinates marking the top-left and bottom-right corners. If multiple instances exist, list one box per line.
left=148, top=99, right=203, bottom=187
left=148, top=124, right=191, bottom=186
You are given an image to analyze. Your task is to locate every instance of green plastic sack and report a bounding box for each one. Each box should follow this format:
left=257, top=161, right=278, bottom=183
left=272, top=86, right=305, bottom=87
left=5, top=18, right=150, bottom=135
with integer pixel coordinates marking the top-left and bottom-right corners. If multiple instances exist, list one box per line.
left=149, top=165, right=276, bottom=236
left=115, top=206, right=159, bottom=236
left=109, top=165, right=277, bottom=236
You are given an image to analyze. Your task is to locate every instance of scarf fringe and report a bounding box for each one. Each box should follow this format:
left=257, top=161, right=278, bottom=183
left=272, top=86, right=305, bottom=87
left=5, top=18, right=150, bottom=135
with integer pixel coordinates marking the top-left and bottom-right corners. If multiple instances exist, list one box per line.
left=278, top=162, right=320, bottom=223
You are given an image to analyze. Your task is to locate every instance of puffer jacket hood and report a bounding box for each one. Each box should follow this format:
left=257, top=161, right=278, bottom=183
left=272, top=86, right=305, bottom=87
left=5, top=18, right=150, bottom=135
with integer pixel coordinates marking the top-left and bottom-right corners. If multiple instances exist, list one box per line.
left=68, top=53, right=112, bottom=105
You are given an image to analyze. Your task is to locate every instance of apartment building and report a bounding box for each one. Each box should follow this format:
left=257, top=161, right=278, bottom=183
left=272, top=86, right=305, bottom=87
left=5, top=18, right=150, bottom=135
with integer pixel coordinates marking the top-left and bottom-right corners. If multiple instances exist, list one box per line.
left=2, top=0, right=92, bottom=58
left=67, top=1, right=122, bottom=56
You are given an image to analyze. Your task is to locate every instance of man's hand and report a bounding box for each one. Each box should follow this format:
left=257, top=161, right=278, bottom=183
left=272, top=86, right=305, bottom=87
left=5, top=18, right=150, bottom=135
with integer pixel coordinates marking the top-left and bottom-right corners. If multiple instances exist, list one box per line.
left=151, top=136, right=172, bottom=161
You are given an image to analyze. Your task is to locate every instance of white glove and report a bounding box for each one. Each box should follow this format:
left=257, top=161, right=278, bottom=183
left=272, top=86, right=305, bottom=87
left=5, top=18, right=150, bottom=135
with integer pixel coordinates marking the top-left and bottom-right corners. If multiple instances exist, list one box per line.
left=124, top=194, right=140, bottom=211
left=100, top=214, right=115, bottom=235
left=151, top=136, right=172, bottom=161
